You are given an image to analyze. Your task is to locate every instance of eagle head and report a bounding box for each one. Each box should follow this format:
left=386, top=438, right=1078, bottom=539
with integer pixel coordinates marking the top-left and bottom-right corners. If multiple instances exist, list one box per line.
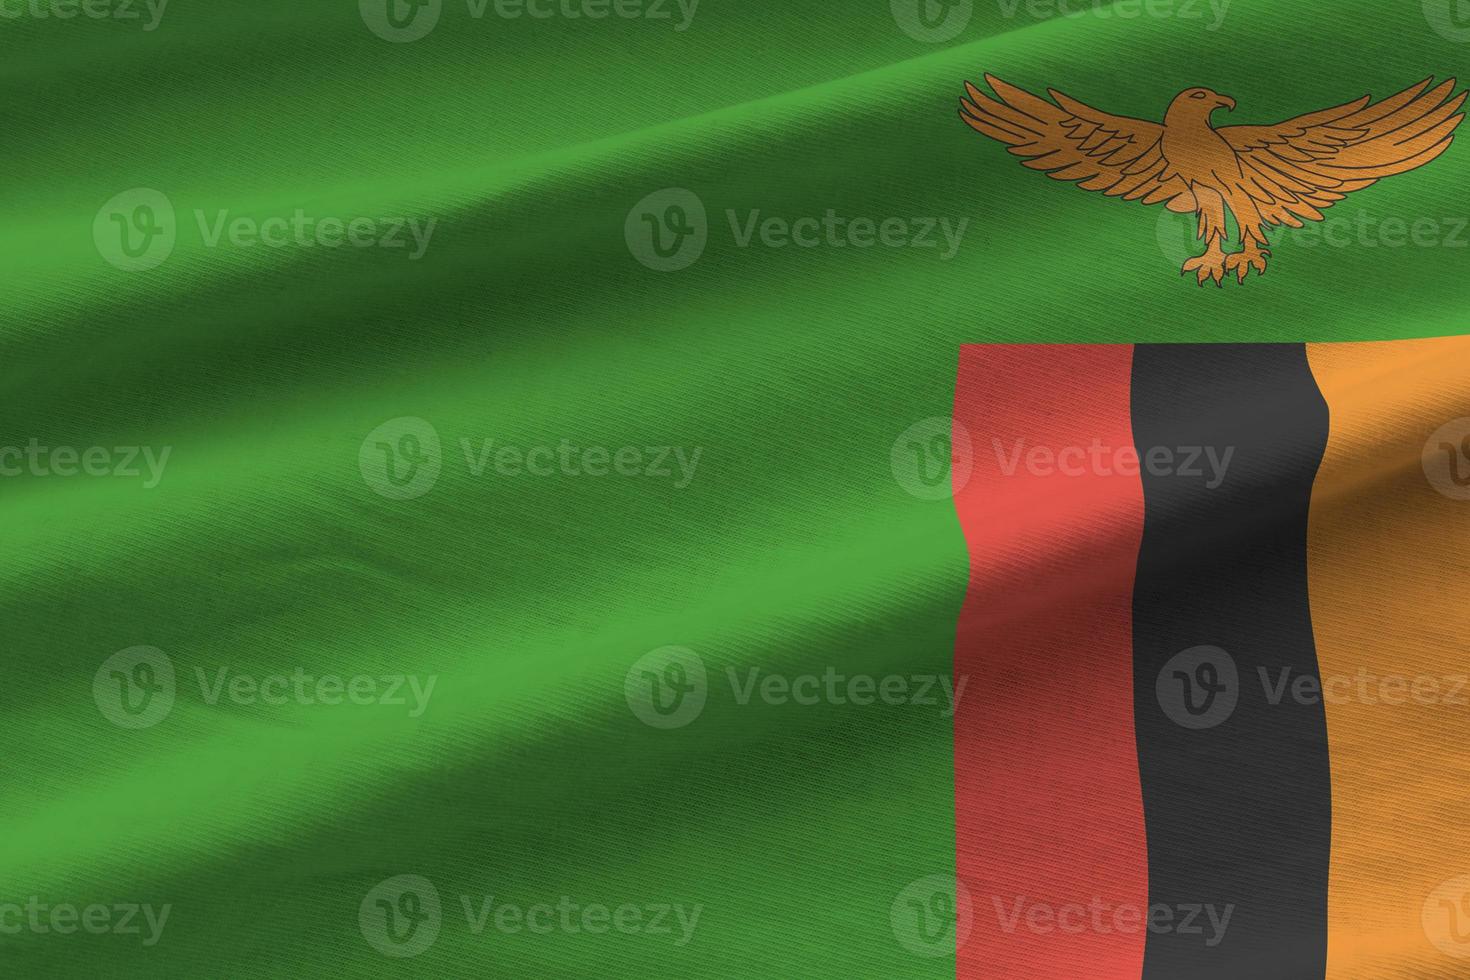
left=1167, top=87, right=1237, bottom=124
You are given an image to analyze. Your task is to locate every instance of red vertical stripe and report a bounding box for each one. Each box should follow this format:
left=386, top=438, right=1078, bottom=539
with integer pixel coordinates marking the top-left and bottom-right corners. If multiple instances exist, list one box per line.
left=953, top=344, right=1148, bottom=979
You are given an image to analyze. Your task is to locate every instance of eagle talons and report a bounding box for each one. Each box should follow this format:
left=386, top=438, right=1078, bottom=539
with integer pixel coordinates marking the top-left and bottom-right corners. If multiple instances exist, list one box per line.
left=1181, top=243, right=1228, bottom=288
left=1225, top=243, right=1271, bottom=284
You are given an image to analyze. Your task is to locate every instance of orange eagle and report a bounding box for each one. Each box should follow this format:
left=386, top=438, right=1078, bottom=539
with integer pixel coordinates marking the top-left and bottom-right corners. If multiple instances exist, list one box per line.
left=960, top=75, right=1465, bottom=285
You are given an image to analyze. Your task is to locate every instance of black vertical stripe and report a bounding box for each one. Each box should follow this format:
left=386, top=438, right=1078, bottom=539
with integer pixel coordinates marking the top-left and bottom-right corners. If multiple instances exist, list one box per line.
left=1132, top=344, right=1331, bottom=979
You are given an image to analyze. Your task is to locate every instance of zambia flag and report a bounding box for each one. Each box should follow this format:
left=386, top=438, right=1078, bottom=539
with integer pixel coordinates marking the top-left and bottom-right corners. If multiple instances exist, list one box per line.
left=5, top=0, right=1470, bottom=978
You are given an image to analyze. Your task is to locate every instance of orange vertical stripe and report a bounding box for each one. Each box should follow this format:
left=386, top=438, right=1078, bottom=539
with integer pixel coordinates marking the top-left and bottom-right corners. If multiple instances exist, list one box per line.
left=1308, top=337, right=1470, bottom=978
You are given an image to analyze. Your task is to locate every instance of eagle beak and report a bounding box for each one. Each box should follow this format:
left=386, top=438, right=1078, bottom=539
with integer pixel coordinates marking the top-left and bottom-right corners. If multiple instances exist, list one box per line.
left=1217, top=96, right=1237, bottom=111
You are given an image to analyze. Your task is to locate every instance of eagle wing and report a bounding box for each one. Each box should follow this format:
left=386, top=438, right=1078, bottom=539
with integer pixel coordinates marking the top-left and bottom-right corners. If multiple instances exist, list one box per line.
left=1216, top=77, right=1465, bottom=227
left=959, top=74, right=1198, bottom=214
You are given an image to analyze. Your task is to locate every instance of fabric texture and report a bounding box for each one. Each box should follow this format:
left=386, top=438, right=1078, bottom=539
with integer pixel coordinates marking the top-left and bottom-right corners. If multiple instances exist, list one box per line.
left=3, top=1, right=1469, bottom=976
